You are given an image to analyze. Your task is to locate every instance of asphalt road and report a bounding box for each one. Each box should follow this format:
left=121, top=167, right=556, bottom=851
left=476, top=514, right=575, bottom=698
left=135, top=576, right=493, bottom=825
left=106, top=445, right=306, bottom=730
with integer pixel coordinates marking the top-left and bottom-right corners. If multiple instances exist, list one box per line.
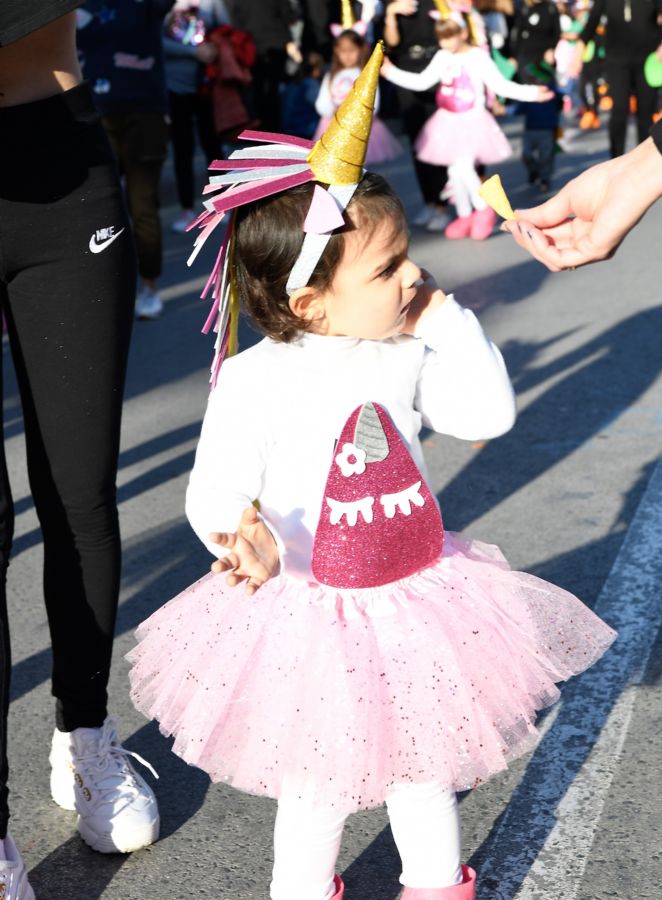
left=4, top=116, right=662, bottom=899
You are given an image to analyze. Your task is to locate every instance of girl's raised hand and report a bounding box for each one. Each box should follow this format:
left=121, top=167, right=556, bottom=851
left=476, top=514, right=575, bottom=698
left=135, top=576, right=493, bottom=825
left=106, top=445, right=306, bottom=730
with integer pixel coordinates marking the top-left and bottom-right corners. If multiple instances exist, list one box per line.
left=535, top=86, right=554, bottom=102
left=209, top=507, right=279, bottom=596
left=401, top=269, right=448, bottom=335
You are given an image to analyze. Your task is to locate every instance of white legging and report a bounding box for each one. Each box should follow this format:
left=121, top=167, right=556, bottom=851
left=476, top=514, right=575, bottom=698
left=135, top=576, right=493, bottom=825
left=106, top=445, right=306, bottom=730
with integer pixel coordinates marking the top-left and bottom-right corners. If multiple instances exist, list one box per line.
left=448, top=158, right=488, bottom=219
left=270, top=782, right=463, bottom=900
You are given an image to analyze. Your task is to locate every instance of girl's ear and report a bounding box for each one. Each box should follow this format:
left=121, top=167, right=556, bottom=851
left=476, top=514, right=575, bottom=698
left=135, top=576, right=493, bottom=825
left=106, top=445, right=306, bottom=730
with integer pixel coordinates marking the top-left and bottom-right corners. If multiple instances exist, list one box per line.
left=288, top=286, right=326, bottom=324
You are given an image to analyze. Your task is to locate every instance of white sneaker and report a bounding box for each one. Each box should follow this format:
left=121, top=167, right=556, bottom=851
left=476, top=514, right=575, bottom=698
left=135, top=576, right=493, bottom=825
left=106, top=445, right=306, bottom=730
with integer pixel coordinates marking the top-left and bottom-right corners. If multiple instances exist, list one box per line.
left=171, top=209, right=197, bottom=234
left=50, top=718, right=160, bottom=854
left=411, top=204, right=435, bottom=227
left=426, top=210, right=452, bottom=232
left=0, top=835, right=35, bottom=900
left=135, top=287, right=164, bottom=320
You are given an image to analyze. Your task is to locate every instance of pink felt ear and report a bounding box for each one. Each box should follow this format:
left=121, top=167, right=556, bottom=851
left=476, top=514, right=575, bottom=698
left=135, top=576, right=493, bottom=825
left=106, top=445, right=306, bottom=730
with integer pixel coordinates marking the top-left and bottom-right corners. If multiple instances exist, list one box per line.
left=303, top=185, right=346, bottom=234
left=330, top=23, right=343, bottom=37
left=354, top=21, right=369, bottom=36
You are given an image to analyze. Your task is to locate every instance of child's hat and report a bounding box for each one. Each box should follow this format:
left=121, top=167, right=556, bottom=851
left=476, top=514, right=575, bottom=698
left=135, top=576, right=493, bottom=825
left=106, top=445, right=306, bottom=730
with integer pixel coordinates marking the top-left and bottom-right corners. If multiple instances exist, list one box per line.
left=187, top=42, right=383, bottom=387
left=331, top=0, right=369, bottom=36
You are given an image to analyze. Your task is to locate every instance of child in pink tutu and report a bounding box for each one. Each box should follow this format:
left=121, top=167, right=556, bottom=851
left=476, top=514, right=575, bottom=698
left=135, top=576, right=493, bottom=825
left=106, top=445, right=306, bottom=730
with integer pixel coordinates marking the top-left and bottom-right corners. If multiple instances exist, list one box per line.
left=314, top=29, right=403, bottom=164
left=127, top=45, right=615, bottom=900
left=381, top=11, right=553, bottom=240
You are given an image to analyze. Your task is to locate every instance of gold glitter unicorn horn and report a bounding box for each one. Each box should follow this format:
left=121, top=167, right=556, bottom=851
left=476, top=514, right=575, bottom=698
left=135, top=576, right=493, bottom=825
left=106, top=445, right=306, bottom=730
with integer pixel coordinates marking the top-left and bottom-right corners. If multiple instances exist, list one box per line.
left=433, top=0, right=453, bottom=18
left=478, top=174, right=516, bottom=221
left=341, top=0, right=356, bottom=29
left=307, top=40, right=383, bottom=185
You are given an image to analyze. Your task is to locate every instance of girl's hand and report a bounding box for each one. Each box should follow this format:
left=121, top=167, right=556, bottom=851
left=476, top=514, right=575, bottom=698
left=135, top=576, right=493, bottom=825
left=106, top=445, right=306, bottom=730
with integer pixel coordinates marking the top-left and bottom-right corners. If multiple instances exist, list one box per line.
left=387, top=0, right=418, bottom=15
left=535, top=86, right=554, bottom=102
left=401, top=269, right=448, bottom=335
left=209, top=507, right=279, bottom=596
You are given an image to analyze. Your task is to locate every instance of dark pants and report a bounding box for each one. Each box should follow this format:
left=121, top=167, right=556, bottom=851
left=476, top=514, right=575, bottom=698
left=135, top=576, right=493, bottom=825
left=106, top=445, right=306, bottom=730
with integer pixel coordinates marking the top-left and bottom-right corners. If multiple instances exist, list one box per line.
left=395, top=86, right=448, bottom=205
left=103, top=111, right=168, bottom=281
left=168, top=90, right=218, bottom=211
left=522, top=129, right=556, bottom=183
left=606, top=56, right=658, bottom=157
left=0, top=83, right=135, bottom=837
left=251, top=48, right=288, bottom=133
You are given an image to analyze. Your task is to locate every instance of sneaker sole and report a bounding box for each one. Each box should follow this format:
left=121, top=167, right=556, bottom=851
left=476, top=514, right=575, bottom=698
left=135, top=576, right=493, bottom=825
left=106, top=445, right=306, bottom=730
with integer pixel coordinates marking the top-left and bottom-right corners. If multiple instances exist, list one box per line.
left=77, top=813, right=160, bottom=854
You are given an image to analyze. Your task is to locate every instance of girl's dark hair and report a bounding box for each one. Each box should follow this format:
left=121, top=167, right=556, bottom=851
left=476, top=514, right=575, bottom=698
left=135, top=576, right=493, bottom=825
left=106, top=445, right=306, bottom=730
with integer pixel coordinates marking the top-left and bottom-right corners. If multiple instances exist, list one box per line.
left=331, top=29, right=370, bottom=75
left=233, top=172, right=407, bottom=343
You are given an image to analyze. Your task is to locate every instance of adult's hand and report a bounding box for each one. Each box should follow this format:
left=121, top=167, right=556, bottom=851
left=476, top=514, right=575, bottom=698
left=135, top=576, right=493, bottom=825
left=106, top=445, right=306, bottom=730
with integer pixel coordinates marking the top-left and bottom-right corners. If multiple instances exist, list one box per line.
left=502, top=136, right=662, bottom=270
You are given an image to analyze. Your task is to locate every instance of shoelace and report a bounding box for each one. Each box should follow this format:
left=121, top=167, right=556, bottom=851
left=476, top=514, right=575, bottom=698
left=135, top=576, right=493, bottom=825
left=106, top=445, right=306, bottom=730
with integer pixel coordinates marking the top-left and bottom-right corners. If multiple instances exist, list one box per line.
left=75, top=719, right=159, bottom=800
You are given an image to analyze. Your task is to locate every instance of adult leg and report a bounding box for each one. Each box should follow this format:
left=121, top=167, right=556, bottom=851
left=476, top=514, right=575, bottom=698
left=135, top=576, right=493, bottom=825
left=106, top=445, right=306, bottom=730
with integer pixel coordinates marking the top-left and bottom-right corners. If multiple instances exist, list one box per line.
left=169, top=90, right=197, bottom=210
left=632, top=56, right=657, bottom=145
left=537, top=130, right=556, bottom=184
left=386, top=782, right=463, bottom=890
left=2, top=92, right=135, bottom=730
left=521, top=130, right=539, bottom=182
left=271, top=791, right=346, bottom=900
left=606, top=60, right=631, bottom=157
left=0, top=286, right=14, bottom=838
left=116, top=112, right=168, bottom=284
left=397, top=87, right=448, bottom=204
left=194, top=93, right=219, bottom=166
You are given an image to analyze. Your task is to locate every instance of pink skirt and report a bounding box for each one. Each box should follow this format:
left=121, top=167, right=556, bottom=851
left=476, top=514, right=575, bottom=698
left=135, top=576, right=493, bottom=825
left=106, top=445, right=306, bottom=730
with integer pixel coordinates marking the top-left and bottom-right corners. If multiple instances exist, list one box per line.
left=314, top=115, right=403, bottom=164
left=415, top=106, right=513, bottom=166
left=127, top=533, right=615, bottom=813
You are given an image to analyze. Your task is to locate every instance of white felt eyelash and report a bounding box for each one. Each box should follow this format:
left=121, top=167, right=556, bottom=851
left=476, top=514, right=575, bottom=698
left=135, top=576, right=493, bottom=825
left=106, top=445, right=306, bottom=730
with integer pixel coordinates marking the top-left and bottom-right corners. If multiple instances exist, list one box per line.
left=326, top=495, right=375, bottom=526
left=380, top=482, right=425, bottom=519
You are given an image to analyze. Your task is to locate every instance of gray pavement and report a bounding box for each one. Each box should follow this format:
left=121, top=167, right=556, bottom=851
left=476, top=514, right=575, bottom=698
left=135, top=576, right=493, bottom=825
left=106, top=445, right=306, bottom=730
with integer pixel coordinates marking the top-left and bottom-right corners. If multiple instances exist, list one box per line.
left=4, top=116, right=662, bottom=899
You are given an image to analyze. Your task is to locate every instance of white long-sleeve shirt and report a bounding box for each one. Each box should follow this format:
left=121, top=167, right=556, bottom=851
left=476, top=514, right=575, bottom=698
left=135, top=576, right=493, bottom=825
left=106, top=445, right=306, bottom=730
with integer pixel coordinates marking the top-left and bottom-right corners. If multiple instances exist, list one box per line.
left=383, top=47, right=541, bottom=108
left=186, top=296, right=516, bottom=580
left=315, top=67, right=381, bottom=118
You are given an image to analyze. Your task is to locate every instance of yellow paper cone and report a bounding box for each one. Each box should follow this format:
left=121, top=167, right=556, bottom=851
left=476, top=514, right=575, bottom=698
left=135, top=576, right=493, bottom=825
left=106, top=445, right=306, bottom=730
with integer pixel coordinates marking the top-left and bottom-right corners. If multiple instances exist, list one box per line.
left=307, top=41, right=383, bottom=185
left=341, top=0, right=356, bottom=30
left=433, top=0, right=452, bottom=18
left=478, top=174, right=515, bottom=221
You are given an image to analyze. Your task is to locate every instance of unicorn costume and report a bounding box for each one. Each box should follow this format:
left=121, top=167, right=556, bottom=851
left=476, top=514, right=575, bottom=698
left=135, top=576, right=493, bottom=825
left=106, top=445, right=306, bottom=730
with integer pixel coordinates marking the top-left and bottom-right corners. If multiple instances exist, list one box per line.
left=127, top=43, right=615, bottom=900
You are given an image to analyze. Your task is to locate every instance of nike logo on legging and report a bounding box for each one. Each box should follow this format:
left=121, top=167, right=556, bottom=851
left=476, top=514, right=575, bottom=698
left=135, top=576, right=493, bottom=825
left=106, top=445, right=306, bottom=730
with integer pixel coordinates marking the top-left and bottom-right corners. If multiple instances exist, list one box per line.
left=89, top=227, right=125, bottom=254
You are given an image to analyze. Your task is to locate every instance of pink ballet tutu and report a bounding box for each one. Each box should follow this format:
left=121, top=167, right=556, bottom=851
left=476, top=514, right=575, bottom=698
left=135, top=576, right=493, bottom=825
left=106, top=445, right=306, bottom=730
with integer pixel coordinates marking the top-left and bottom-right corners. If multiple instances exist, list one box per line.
left=314, top=115, right=403, bottom=165
left=127, top=533, right=615, bottom=813
left=414, top=107, right=513, bottom=166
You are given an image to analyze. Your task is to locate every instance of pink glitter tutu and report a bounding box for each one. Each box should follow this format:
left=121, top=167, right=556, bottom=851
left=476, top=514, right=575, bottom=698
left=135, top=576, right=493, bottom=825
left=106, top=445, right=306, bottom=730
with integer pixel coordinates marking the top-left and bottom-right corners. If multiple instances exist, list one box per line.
left=314, top=115, right=403, bottom=164
left=127, top=533, right=615, bottom=813
left=414, top=107, right=512, bottom=166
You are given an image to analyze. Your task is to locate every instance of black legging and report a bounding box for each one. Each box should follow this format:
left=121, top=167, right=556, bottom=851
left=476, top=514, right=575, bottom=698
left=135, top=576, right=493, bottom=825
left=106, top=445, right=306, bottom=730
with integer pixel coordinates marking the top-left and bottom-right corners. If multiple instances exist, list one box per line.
left=606, top=55, right=658, bottom=157
left=0, top=83, right=135, bottom=836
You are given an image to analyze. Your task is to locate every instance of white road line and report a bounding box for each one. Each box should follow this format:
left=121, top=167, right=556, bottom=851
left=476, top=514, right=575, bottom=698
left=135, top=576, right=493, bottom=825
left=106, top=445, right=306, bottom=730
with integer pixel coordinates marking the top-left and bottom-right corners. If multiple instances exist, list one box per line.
left=477, top=455, right=662, bottom=900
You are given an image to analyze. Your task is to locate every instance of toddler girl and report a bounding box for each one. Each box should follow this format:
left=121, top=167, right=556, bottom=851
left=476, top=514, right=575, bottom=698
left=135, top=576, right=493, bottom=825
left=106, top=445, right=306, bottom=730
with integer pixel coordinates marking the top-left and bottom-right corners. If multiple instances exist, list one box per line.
left=127, top=45, right=615, bottom=900
left=381, top=11, right=553, bottom=239
left=314, top=28, right=403, bottom=163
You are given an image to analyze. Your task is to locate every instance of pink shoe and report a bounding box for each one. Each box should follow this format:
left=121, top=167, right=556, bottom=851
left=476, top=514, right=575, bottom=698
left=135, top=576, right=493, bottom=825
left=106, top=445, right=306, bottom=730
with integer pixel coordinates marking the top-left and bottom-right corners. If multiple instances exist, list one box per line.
left=331, top=874, right=345, bottom=898
left=444, top=215, right=474, bottom=239
left=470, top=207, right=496, bottom=241
left=401, top=865, right=477, bottom=899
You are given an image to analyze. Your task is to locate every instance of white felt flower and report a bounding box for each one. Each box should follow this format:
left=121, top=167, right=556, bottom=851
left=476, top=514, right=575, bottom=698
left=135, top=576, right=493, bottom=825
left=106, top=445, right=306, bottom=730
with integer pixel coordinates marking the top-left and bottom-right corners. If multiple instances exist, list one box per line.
left=335, top=442, right=367, bottom=477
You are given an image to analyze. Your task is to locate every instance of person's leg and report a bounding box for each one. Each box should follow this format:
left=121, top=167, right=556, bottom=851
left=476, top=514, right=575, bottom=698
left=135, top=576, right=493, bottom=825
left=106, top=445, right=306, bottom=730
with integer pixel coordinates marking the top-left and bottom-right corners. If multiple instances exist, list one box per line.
left=521, top=130, right=539, bottom=182
left=386, top=782, right=463, bottom=890
left=397, top=87, right=448, bottom=206
left=606, top=61, right=630, bottom=157
left=271, top=792, right=346, bottom=900
left=633, top=56, right=657, bottom=145
left=0, top=286, right=14, bottom=840
left=537, top=130, right=556, bottom=185
left=194, top=93, right=219, bottom=166
left=169, top=91, right=197, bottom=211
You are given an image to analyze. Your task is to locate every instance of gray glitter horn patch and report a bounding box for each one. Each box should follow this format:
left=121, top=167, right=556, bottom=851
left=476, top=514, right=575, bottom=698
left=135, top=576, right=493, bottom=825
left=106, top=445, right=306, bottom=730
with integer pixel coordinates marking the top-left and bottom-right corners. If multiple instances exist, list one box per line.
left=353, top=403, right=389, bottom=463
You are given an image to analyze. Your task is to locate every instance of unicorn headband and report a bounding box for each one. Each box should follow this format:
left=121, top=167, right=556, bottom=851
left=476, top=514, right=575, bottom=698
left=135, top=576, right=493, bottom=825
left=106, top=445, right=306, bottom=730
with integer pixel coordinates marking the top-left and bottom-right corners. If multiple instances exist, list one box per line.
left=330, top=0, right=369, bottom=37
left=430, top=0, right=477, bottom=40
left=186, top=41, right=384, bottom=388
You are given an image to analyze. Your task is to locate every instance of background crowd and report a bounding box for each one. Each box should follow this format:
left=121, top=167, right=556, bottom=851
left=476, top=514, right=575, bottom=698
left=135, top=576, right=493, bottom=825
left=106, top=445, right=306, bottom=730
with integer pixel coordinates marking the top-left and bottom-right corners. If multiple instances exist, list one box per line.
left=75, top=0, right=662, bottom=316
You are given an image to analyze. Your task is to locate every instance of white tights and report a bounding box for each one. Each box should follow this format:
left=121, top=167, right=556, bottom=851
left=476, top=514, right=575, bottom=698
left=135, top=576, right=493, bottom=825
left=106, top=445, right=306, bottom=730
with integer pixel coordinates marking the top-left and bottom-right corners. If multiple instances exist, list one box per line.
left=270, top=782, right=463, bottom=900
left=448, top=158, right=488, bottom=219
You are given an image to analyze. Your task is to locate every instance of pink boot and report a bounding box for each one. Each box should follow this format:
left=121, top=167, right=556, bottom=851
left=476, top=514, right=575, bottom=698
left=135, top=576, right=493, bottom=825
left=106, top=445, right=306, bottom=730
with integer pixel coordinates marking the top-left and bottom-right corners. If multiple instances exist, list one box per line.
left=331, top=874, right=345, bottom=898
left=401, top=865, right=477, bottom=899
left=470, top=207, right=496, bottom=240
left=444, top=214, right=474, bottom=239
